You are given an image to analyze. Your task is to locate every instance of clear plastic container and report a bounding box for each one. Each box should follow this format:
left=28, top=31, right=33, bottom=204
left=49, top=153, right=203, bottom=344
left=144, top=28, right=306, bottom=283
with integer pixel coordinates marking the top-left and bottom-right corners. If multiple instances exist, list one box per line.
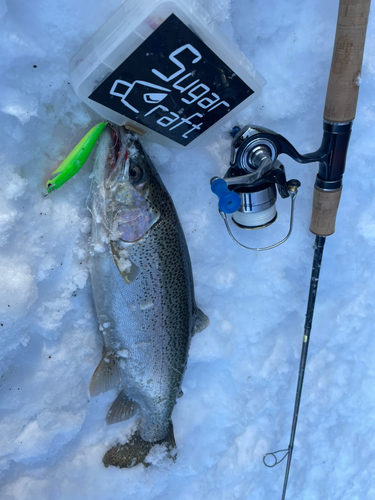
left=70, top=0, right=266, bottom=148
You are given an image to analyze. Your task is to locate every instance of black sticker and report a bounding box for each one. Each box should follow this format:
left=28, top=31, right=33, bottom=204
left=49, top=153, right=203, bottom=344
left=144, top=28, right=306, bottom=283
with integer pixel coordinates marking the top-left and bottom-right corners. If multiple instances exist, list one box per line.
left=89, top=13, right=254, bottom=146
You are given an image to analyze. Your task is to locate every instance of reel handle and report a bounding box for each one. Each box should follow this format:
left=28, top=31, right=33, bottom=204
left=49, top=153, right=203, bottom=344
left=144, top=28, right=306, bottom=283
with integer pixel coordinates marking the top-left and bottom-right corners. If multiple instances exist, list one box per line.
left=210, top=178, right=241, bottom=214
left=324, top=0, right=371, bottom=123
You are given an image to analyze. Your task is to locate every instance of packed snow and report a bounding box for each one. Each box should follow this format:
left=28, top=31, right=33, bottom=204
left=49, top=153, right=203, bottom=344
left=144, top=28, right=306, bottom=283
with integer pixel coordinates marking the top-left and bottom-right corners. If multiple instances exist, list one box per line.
left=1, top=0, right=375, bottom=499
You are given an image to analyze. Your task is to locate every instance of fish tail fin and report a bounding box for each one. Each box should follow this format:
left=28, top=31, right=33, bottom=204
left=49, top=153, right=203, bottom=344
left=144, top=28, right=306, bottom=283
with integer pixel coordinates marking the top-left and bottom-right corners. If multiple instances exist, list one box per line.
left=103, top=422, right=176, bottom=468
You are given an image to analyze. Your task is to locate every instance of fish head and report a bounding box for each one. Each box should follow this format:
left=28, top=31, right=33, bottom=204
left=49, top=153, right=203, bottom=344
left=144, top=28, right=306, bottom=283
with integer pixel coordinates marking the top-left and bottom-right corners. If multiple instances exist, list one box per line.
left=93, top=126, right=160, bottom=243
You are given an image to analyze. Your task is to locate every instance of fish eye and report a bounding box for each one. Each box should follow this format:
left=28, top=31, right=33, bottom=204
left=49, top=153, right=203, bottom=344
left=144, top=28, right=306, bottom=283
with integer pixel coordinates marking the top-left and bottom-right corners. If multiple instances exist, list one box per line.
left=129, top=165, right=143, bottom=181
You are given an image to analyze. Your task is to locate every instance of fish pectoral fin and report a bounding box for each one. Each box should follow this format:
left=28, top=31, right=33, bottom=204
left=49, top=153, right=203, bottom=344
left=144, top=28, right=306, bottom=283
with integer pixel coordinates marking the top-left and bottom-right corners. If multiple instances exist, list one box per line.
left=106, top=390, right=140, bottom=425
left=193, top=308, right=210, bottom=336
left=89, top=351, right=121, bottom=397
left=110, top=240, right=141, bottom=285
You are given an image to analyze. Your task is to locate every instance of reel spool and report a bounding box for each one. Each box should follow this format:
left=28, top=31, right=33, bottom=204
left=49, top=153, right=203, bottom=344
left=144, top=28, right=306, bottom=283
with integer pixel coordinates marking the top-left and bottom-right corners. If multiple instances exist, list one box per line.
left=232, top=183, right=277, bottom=229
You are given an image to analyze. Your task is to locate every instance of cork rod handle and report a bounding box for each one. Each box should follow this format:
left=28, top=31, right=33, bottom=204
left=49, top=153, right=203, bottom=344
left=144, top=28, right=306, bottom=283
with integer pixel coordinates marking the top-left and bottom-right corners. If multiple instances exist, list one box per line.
left=324, top=0, right=371, bottom=123
left=310, top=0, right=371, bottom=236
left=310, top=186, right=343, bottom=236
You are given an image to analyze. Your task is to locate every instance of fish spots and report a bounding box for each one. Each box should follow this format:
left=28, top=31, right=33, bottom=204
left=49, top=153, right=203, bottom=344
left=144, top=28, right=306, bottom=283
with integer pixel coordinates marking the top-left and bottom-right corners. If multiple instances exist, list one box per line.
left=90, top=132, right=199, bottom=448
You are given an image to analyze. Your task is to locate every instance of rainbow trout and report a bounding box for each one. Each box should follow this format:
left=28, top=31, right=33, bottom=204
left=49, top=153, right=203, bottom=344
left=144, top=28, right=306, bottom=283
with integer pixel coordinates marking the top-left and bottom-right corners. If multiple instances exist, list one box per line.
left=89, top=126, right=208, bottom=468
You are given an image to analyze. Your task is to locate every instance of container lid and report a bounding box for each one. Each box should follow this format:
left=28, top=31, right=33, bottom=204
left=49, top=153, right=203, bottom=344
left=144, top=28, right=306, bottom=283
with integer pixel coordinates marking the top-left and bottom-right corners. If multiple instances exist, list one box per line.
left=70, top=0, right=266, bottom=148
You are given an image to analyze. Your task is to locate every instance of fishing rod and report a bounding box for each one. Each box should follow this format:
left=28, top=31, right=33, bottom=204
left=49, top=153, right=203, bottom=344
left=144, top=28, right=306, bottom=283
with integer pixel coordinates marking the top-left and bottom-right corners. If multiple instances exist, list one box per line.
left=211, top=0, right=371, bottom=498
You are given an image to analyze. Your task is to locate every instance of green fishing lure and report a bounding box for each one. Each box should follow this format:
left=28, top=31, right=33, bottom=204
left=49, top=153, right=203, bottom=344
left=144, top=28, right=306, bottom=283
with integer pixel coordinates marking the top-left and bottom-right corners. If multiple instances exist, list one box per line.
left=46, top=121, right=107, bottom=193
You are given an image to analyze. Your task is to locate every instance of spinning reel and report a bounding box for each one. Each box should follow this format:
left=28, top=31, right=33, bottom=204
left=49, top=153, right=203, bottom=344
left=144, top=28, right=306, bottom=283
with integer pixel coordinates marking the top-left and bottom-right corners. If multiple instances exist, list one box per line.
left=211, top=122, right=350, bottom=251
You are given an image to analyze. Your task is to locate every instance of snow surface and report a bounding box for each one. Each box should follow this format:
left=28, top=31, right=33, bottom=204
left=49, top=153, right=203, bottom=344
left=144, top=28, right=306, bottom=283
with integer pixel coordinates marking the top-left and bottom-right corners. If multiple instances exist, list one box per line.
left=1, top=0, right=375, bottom=499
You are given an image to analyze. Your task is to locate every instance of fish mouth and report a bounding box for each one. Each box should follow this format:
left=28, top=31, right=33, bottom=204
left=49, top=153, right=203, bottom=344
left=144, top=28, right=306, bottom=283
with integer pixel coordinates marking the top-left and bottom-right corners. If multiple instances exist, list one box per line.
left=111, top=125, right=124, bottom=164
left=105, top=125, right=128, bottom=182
left=103, top=126, right=160, bottom=242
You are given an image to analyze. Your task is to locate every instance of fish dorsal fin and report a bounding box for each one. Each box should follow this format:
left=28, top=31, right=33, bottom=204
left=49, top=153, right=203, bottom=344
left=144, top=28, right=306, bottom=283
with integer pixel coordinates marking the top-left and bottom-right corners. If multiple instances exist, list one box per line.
left=106, top=390, right=139, bottom=425
left=110, top=240, right=141, bottom=285
left=193, top=308, right=210, bottom=335
left=89, top=351, right=121, bottom=397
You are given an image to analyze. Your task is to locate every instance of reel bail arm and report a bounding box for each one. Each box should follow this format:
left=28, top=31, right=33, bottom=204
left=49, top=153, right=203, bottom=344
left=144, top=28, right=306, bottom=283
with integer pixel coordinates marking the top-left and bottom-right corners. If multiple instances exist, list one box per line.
left=216, top=179, right=300, bottom=251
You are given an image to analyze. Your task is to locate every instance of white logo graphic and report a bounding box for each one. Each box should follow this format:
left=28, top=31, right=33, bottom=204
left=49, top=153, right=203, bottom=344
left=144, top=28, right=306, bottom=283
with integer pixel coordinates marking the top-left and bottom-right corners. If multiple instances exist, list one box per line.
left=109, top=80, right=171, bottom=114
left=151, top=44, right=202, bottom=81
left=108, top=43, right=230, bottom=141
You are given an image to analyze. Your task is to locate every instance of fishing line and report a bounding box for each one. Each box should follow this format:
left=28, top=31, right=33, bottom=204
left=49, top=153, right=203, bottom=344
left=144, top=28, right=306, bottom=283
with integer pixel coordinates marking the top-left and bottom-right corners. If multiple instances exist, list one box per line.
left=62, top=123, right=87, bottom=159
